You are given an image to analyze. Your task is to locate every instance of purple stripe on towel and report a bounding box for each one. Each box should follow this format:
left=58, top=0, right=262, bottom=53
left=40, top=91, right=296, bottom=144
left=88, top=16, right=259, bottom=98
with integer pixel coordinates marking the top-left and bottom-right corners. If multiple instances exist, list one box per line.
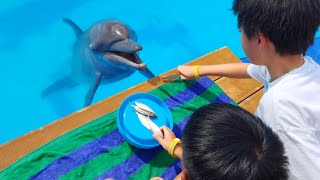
left=164, top=77, right=213, bottom=109
left=161, top=160, right=182, bottom=180
left=211, top=92, right=233, bottom=104
left=30, top=130, right=125, bottom=180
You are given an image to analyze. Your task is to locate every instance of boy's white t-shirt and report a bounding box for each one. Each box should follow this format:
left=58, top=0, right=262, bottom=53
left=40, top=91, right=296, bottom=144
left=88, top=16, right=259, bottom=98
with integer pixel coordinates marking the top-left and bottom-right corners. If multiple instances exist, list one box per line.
left=247, top=56, right=320, bottom=180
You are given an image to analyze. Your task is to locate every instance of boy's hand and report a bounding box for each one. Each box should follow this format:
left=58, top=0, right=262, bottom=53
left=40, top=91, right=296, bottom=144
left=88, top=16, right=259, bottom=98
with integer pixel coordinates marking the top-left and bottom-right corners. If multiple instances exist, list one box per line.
left=153, top=126, right=176, bottom=151
left=177, top=65, right=198, bottom=80
left=150, top=177, right=164, bottom=180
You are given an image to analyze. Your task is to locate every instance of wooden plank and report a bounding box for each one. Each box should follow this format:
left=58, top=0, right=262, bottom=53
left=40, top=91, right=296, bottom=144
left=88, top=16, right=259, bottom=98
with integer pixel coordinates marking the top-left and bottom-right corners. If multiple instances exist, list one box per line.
left=239, top=88, right=264, bottom=114
left=215, top=77, right=262, bottom=104
left=0, top=46, right=261, bottom=170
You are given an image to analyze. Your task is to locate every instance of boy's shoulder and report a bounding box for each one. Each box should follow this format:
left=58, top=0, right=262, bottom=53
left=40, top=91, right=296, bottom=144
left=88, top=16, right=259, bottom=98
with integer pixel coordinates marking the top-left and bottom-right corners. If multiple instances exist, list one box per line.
left=258, top=57, right=320, bottom=129
left=271, top=56, right=320, bottom=104
left=276, top=56, right=320, bottom=90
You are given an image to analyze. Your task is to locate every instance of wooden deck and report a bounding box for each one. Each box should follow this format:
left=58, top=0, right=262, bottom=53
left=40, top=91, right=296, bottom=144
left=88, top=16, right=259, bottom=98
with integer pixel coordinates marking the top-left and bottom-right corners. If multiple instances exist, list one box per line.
left=0, top=46, right=263, bottom=170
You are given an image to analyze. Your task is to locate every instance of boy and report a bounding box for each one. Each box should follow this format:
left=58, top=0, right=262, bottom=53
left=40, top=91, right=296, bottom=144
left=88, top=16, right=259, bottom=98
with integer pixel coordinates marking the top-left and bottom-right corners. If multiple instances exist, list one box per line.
left=176, top=0, right=320, bottom=179
left=152, top=103, right=289, bottom=180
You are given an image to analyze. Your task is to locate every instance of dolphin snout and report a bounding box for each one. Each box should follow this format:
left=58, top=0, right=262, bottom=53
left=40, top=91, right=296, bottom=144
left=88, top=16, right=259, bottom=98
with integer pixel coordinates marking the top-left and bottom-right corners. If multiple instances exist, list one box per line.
left=138, top=63, right=146, bottom=70
left=134, top=45, right=142, bottom=51
left=109, top=39, right=142, bottom=53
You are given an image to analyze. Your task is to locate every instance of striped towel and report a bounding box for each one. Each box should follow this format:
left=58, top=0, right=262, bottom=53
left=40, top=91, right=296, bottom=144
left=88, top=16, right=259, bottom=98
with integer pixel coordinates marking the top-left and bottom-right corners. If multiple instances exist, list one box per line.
left=0, top=76, right=236, bottom=180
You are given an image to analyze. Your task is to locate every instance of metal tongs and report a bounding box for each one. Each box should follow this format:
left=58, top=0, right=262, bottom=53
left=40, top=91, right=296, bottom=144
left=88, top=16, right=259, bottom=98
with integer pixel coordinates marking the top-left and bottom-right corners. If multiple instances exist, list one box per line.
left=162, top=72, right=180, bottom=83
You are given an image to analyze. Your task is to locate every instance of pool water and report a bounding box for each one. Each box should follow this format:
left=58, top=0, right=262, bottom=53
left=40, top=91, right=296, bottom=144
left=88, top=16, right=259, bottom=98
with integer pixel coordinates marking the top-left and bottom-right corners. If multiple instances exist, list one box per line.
left=0, top=0, right=319, bottom=144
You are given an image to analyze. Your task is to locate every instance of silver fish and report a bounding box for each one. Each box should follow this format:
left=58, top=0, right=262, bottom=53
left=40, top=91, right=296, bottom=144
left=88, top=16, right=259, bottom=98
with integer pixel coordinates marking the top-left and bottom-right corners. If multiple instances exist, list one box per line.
left=135, top=101, right=156, bottom=116
left=135, top=111, right=163, bottom=138
left=130, top=102, right=156, bottom=117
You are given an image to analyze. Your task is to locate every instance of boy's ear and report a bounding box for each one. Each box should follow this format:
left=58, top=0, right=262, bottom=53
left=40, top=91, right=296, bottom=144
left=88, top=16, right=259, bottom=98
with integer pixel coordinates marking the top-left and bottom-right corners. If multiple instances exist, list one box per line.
left=257, top=32, right=268, bottom=46
left=180, top=169, right=190, bottom=180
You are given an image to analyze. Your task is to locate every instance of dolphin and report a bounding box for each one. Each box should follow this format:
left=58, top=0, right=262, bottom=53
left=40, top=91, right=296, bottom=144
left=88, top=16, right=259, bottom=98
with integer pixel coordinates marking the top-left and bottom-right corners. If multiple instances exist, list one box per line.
left=42, top=18, right=155, bottom=106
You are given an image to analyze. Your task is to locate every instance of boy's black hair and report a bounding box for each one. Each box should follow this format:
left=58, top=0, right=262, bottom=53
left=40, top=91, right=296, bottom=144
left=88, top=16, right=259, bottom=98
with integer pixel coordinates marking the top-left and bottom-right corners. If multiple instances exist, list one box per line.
left=232, top=0, right=320, bottom=55
left=182, top=103, right=288, bottom=180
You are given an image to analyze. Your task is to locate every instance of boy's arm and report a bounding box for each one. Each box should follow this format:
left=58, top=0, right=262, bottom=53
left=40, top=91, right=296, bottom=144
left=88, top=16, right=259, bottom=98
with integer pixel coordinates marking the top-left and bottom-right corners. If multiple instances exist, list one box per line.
left=177, top=63, right=251, bottom=80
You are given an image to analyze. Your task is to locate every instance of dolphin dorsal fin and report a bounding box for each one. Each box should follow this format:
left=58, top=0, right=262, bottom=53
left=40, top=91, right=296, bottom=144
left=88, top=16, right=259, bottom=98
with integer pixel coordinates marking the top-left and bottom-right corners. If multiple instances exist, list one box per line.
left=62, top=18, right=83, bottom=38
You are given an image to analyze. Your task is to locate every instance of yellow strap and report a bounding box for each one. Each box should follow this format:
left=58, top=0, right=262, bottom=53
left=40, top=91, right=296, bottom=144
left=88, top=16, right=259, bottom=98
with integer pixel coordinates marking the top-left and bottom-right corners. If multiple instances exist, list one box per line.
left=168, top=138, right=182, bottom=157
left=194, top=65, right=201, bottom=79
left=168, top=139, right=176, bottom=156
left=169, top=140, right=178, bottom=156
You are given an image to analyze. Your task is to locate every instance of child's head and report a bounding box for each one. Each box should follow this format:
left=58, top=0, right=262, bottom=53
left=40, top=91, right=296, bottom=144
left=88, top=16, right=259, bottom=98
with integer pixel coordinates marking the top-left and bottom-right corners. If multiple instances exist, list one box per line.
left=181, top=103, right=288, bottom=180
left=232, top=0, right=320, bottom=56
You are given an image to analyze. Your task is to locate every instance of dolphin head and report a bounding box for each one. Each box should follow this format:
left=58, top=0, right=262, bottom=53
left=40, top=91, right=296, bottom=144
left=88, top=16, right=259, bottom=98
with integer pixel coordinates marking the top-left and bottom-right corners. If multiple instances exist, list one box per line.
left=89, top=21, right=140, bottom=52
left=88, top=20, right=154, bottom=77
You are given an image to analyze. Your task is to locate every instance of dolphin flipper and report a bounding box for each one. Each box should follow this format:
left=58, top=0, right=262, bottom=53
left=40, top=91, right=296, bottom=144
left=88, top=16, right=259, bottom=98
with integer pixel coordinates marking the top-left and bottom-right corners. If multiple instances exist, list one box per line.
left=62, top=18, right=83, bottom=38
left=42, top=77, right=79, bottom=98
left=84, top=71, right=102, bottom=107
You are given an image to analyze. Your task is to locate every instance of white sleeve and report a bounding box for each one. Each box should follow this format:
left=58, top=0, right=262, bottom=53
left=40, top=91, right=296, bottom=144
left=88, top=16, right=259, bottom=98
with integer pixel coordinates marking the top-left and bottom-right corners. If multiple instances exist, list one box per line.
left=247, top=64, right=269, bottom=83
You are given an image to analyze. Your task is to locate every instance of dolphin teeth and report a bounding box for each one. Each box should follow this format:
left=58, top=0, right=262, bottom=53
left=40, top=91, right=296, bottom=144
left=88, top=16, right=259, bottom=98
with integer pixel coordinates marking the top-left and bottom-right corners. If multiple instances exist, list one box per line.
left=130, top=101, right=156, bottom=117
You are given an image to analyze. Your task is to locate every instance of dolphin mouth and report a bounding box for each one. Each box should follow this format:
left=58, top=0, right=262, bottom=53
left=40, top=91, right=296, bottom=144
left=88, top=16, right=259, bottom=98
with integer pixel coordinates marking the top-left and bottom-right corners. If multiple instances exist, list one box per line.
left=104, top=51, right=146, bottom=70
left=107, top=51, right=143, bottom=64
left=103, top=50, right=155, bottom=78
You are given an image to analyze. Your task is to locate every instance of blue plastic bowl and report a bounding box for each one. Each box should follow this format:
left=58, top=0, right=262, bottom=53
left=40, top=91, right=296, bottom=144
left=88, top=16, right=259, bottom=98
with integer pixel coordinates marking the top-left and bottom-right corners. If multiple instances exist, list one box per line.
left=117, top=93, right=173, bottom=149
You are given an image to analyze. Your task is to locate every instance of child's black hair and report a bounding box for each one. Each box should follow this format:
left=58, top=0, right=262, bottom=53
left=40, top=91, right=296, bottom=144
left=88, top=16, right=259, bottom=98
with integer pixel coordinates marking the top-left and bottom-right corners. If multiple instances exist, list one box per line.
left=182, top=103, right=288, bottom=180
left=233, top=0, right=320, bottom=55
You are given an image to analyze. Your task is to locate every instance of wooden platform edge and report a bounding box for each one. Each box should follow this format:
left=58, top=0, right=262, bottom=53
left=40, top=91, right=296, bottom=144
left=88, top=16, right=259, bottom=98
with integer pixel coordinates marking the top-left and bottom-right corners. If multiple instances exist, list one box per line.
left=0, top=46, right=262, bottom=170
